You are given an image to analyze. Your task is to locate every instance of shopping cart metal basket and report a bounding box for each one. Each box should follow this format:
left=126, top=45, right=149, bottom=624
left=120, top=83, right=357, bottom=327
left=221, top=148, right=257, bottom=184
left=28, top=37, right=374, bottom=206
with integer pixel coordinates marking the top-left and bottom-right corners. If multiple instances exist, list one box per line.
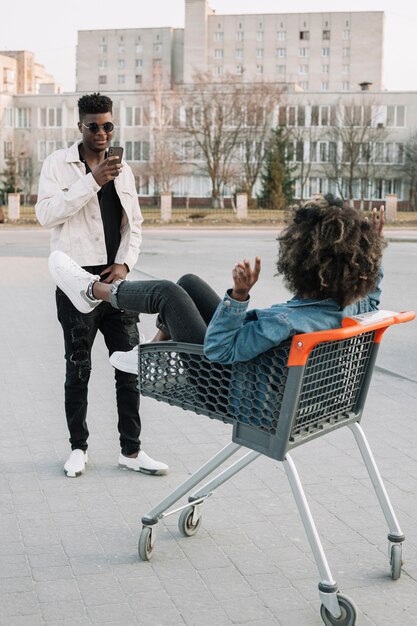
left=137, top=309, right=415, bottom=625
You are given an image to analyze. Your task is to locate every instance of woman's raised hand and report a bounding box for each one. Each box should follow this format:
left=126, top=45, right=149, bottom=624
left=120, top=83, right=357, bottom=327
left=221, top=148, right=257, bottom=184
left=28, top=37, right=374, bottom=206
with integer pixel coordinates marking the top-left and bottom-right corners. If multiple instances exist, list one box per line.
left=231, top=256, right=261, bottom=302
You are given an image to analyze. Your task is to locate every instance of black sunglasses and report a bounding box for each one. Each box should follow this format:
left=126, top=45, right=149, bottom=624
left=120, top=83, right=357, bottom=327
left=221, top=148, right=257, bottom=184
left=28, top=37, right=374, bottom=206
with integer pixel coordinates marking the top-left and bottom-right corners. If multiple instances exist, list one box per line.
left=81, top=121, right=115, bottom=133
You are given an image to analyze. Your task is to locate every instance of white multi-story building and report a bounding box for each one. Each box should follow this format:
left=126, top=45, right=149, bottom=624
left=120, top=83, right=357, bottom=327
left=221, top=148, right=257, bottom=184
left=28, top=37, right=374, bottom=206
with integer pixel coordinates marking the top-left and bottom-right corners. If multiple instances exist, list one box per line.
left=76, top=0, right=384, bottom=93
left=1, top=1, right=417, bottom=208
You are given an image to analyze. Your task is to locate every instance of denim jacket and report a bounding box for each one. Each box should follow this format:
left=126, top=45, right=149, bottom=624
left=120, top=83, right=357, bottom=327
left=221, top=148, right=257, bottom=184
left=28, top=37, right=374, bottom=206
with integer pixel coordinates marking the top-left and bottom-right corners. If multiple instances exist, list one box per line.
left=204, top=273, right=382, bottom=364
left=36, top=141, right=143, bottom=271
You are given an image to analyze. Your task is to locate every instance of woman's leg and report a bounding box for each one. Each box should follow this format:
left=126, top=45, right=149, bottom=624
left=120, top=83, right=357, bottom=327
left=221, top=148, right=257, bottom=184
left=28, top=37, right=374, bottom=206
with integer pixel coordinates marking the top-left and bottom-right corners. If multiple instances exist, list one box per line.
left=176, top=274, right=221, bottom=326
left=94, top=279, right=208, bottom=344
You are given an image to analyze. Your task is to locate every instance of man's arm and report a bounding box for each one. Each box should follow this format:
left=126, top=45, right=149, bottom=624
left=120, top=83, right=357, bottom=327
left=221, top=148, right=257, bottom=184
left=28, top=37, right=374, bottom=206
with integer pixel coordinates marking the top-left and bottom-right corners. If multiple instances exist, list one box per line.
left=35, top=153, right=100, bottom=229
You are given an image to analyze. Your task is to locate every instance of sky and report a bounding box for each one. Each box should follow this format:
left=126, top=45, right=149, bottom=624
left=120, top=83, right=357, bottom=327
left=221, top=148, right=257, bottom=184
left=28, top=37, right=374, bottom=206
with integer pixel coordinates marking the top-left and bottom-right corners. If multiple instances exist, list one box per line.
left=1, top=0, right=416, bottom=93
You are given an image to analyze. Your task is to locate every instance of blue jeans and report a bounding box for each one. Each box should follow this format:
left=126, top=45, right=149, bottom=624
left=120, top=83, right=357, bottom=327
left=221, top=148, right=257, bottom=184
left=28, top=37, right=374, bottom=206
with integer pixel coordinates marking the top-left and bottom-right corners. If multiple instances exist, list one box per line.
left=56, top=288, right=140, bottom=455
left=110, top=274, right=221, bottom=343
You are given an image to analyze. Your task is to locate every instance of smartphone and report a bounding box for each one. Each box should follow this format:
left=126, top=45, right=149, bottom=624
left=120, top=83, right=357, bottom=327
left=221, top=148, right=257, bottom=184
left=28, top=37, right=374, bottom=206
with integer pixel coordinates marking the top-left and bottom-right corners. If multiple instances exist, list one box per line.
left=108, top=146, right=124, bottom=162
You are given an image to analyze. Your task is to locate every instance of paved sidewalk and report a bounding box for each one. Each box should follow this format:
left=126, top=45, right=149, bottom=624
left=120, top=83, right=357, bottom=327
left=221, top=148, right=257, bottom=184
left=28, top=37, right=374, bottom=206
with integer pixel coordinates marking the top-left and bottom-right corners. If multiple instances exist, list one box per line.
left=1, top=234, right=417, bottom=625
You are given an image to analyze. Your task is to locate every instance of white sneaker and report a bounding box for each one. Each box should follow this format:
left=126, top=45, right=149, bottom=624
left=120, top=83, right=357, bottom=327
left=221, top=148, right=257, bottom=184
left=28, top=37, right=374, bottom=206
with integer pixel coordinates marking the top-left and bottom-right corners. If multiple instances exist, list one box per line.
left=64, top=449, right=88, bottom=477
left=109, top=331, right=146, bottom=374
left=118, top=450, right=169, bottom=475
left=110, top=345, right=139, bottom=374
left=48, top=251, right=100, bottom=314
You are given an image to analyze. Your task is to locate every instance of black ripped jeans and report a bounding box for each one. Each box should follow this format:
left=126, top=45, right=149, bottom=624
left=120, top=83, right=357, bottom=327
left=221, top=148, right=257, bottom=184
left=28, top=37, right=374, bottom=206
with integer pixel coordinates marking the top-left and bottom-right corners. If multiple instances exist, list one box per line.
left=56, top=288, right=140, bottom=455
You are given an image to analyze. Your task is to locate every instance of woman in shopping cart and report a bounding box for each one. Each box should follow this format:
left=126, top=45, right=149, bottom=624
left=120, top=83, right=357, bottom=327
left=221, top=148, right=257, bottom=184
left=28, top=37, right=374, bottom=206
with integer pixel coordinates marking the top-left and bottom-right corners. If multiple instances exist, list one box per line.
left=48, top=195, right=385, bottom=372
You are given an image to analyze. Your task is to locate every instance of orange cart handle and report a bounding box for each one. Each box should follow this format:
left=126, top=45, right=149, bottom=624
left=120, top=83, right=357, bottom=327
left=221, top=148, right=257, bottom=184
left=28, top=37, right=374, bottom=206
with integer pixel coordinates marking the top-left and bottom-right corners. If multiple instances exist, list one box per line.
left=287, top=310, right=415, bottom=367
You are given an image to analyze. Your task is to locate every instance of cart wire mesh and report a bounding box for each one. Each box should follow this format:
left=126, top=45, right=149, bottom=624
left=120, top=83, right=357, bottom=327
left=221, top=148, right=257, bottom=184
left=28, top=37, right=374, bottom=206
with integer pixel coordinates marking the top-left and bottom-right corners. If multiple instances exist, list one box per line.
left=139, top=330, right=374, bottom=443
left=290, top=331, right=374, bottom=441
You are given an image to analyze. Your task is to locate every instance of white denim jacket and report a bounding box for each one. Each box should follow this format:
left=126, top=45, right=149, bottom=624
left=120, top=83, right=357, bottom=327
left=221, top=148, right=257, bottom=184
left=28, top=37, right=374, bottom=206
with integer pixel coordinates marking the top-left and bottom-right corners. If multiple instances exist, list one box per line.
left=35, top=141, right=143, bottom=271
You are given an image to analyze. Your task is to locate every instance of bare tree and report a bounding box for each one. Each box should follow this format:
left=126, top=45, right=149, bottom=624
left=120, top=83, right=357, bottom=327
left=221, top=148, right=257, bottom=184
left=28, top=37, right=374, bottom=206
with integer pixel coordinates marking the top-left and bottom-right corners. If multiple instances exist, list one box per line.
left=181, top=71, right=250, bottom=208
left=322, top=99, right=388, bottom=207
left=146, top=67, right=182, bottom=195
left=232, top=83, right=282, bottom=206
left=403, top=133, right=417, bottom=210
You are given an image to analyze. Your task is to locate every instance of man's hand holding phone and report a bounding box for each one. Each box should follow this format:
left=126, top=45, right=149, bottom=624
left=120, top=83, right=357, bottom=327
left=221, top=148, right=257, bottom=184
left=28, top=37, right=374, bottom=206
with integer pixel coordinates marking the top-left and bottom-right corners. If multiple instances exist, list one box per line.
left=92, top=146, right=124, bottom=186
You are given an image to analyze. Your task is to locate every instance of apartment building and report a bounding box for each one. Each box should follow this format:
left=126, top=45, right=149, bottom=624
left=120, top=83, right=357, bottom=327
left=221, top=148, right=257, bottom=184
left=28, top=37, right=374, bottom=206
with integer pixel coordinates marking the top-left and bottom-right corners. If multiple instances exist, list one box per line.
left=0, top=50, right=60, bottom=95
left=2, top=88, right=416, bottom=205
left=1, top=1, right=416, bottom=207
left=76, top=0, right=384, bottom=93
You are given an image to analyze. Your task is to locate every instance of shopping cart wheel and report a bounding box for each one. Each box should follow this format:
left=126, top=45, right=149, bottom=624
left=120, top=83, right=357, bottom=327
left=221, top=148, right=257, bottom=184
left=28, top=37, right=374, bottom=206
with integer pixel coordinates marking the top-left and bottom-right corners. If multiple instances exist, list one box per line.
left=390, top=543, right=402, bottom=580
left=320, top=593, right=357, bottom=625
left=178, top=506, right=202, bottom=537
left=138, top=526, right=155, bottom=561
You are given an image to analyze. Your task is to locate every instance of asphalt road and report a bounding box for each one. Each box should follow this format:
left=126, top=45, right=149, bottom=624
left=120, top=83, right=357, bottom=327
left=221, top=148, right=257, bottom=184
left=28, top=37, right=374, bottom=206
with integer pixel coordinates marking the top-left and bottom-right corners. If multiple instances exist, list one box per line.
left=1, top=226, right=416, bottom=381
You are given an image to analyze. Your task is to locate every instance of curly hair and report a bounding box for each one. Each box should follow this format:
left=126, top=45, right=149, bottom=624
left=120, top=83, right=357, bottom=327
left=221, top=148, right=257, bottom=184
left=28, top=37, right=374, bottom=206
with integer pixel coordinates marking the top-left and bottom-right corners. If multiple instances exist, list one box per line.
left=78, top=93, right=113, bottom=119
left=276, top=196, right=386, bottom=308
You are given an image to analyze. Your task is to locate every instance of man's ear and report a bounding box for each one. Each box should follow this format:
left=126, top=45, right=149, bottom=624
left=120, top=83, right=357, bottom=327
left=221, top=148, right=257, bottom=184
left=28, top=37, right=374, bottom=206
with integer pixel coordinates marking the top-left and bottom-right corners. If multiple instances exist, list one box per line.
left=77, top=121, right=82, bottom=133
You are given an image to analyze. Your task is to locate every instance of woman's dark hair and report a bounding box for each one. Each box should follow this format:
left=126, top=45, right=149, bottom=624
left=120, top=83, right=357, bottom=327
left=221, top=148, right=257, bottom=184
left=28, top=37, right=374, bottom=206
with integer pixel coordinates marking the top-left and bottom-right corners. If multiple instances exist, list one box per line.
left=78, top=93, right=113, bottom=119
left=277, top=195, right=386, bottom=308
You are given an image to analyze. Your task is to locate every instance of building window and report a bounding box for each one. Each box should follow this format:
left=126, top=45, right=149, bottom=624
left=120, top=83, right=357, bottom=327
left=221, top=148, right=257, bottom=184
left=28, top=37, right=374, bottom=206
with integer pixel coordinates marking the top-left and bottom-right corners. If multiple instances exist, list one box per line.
left=343, top=30, right=350, bottom=39
left=257, top=31, right=264, bottom=41
left=118, top=44, right=125, bottom=54
left=256, top=65, right=263, bottom=75
left=342, top=81, right=350, bottom=90
left=386, top=105, right=405, bottom=127
left=276, top=48, right=286, bottom=57
left=299, top=81, right=309, bottom=90
left=118, top=75, right=125, bottom=85
left=98, top=60, right=108, bottom=69
left=311, top=105, right=331, bottom=126
left=40, top=107, right=62, bottom=127
left=299, top=48, right=309, bottom=57
left=236, top=65, right=243, bottom=75
left=136, top=44, right=143, bottom=54
left=236, top=31, right=244, bottom=41
left=322, top=64, right=329, bottom=73
left=4, top=108, right=13, bottom=127
left=322, top=30, right=330, bottom=40
left=16, top=108, right=31, bottom=128
left=136, top=59, right=143, bottom=68
left=321, top=81, right=329, bottom=91
left=256, top=49, right=264, bottom=58
left=126, top=106, right=143, bottom=126
left=276, top=30, right=286, bottom=40
left=118, top=59, right=125, bottom=69
left=125, top=140, right=150, bottom=161
left=38, top=140, right=64, bottom=161
left=319, top=142, right=329, bottom=162
left=300, top=31, right=310, bottom=40
left=299, top=65, right=308, bottom=74
left=215, top=66, right=224, bottom=76
left=214, top=49, right=224, bottom=59
left=343, top=48, right=350, bottom=58
left=395, top=143, right=404, bottom=164
left=154, top=43, right=162, bottom=56
left=99, top=44, right=107, bottom=54
left=4, top=141, right=13, bottom=158
left=214, top=32, right=224, bottom=42
left=135, top=75, right=142, bottom=84
left=342, top=64, right=349, bottom=74
left=276, top=64, right=286, bottom=75
left=235, top=48, right=243, bottom=59
left=98, top=75, right=107, bottom=84
left=322, top=48, right=330, bottom=57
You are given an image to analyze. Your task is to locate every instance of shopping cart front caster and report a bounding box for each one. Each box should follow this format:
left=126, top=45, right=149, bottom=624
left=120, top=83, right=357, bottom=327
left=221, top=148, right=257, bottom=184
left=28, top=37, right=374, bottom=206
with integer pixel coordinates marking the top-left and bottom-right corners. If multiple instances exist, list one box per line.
left=390, top=543, right=402, bottom=580
left=178, top=505, right=202, bottom=537
left=320, top=593, right=357, bottom=625
left=138, top=526, right=155, bottom=561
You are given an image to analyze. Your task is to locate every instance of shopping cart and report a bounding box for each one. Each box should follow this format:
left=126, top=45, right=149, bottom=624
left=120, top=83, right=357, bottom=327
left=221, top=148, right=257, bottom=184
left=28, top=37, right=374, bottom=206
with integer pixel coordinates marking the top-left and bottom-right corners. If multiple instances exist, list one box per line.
left=137, top=309, right=415, bottom=625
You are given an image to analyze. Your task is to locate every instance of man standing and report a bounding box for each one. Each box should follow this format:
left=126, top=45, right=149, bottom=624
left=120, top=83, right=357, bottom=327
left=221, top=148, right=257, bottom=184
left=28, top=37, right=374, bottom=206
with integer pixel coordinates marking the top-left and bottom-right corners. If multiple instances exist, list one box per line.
left=36, top=93, right=168, bottom=478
